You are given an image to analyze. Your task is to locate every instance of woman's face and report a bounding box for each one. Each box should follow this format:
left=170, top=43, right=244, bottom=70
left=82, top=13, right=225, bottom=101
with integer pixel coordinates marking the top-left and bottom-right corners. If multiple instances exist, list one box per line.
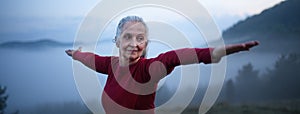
left=117, top=22, right=147, bottom=62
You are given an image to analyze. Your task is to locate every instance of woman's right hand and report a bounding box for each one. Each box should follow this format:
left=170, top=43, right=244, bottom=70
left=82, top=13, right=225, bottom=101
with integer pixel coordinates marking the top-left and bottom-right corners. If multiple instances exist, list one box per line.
left=65, top=47, right=82, bottom=57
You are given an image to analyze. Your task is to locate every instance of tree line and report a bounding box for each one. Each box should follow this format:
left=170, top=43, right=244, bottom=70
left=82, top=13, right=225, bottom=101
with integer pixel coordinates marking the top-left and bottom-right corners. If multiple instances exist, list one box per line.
left=221, top=53, right=300, bottom=103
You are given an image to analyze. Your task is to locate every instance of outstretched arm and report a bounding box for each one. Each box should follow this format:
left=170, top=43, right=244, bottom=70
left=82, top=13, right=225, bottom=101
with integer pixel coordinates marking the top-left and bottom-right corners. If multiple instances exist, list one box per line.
left=211, top=41, right=259, bottom=63
left=65, top=47, right=97, bottom=68
left=65, top=47, right=110, bottom=74
left=65, top=47, right=97, bottom=69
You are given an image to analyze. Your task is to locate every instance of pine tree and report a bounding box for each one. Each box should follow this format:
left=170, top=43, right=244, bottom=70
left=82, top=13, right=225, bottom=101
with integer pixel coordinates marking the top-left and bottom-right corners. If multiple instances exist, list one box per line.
left=235, top=63, right=260, bottom=102
left=0, top=85, right=8, bottom=114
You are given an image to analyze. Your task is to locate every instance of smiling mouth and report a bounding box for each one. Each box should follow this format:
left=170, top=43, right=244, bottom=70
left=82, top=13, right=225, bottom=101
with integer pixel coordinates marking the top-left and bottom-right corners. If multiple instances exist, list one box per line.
left=127, top=49, right=138, bottom=51
left=126, top=50, right=138, bottom=53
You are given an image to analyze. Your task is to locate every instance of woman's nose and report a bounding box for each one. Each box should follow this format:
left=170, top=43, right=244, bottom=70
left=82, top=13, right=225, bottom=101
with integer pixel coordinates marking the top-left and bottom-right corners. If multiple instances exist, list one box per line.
left=129, top=39, right=138, bottom=47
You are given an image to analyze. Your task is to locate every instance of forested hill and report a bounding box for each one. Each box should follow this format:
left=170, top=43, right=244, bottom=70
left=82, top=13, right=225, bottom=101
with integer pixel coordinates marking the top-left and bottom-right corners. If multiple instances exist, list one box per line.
left=223, top=0, right=300, bottom=47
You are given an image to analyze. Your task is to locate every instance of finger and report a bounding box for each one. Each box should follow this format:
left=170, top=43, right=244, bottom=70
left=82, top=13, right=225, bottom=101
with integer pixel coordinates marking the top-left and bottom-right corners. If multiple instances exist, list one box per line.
left=245, top=41, right=258, bottom=48
left=253, top=41, right=260, bottom=46
left=65, top=49, right=71, bottom=54
left=252, top=41, right=259, bottom=46
left=78, top=47, right=82, bottom=51
left=65, top=49, right=73, bottom=56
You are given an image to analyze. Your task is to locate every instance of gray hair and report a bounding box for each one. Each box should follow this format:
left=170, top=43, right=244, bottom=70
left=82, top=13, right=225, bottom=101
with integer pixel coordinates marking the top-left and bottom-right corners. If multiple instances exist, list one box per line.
left=114, top=16, right=148, bottom=42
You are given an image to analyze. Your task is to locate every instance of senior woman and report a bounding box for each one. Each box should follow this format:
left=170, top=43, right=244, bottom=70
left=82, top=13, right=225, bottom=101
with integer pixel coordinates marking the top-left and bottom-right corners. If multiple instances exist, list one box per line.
left=66, top=16, right=259, bottom=114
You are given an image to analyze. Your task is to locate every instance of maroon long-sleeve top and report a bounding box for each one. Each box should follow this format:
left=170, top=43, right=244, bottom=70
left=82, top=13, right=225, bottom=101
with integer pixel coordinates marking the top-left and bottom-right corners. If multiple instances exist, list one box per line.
left=73, top=48, right=213, bottom=114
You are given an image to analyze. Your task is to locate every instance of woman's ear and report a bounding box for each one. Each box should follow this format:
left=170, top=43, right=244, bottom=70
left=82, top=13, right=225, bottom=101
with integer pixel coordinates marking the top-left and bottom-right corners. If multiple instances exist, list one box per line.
left=115, top=37, right=120, bottom=48
left=145, top=40, right=148, bottom=46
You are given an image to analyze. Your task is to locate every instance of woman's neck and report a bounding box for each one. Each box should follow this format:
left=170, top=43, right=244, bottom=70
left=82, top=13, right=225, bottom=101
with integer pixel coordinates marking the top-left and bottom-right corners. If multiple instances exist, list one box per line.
left=119, top=57, right=140, bottom=66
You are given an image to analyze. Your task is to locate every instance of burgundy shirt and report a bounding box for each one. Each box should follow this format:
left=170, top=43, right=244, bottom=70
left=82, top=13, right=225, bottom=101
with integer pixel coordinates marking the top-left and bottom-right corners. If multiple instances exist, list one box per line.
left=73, top=48, right=213, bottom=114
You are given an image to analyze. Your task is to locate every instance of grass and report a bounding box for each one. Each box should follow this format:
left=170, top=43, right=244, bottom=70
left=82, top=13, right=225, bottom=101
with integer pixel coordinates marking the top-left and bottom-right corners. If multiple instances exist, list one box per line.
left=181, top=100, right=300, bottom=114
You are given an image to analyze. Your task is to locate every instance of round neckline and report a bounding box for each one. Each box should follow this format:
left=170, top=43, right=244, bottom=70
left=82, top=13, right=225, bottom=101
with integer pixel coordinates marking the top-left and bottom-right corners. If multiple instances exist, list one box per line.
left=118, top=57, right=144, bottom=67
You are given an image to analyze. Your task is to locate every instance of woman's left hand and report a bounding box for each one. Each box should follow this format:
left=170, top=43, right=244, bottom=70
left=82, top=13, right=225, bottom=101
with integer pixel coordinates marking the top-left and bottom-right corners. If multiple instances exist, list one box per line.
left=211, top=41, right=259, bottom=63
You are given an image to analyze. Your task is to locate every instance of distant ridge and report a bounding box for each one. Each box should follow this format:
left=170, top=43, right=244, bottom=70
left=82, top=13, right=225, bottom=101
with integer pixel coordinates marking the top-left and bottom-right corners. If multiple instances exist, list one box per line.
left=223, top=0, right=300, bottom=42
left=222, top=0, right=300, bottom=53
left=0, top=39, right=73, bottom=49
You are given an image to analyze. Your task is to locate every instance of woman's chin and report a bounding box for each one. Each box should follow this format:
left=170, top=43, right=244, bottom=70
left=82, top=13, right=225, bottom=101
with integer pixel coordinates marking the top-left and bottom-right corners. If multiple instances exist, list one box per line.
left=122, top=53, right=141, bottom=62
left=129, top=55, right=140, bottom=61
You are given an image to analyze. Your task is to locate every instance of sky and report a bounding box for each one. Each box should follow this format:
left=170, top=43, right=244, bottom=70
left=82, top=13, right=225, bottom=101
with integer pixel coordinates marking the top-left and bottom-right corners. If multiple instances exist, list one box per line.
left=200, top=0, right=285, bottom=29
left=0, top=0, right=285, bottom=43
left=0, top=0, right=284, bottom=18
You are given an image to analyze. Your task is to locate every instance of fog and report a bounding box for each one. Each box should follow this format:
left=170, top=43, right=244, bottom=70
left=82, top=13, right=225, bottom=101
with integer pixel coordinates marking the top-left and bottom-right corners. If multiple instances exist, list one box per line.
left=0, top=38, right=293, bottom=113
left=0, top=46, right=83, bottom=113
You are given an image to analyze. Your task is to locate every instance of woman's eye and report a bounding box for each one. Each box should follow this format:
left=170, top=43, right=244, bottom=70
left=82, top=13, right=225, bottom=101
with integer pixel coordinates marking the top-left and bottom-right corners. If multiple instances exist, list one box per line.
left=137, top=37, right=144, bottom=41
left=123, top=34, right=131, bottom=40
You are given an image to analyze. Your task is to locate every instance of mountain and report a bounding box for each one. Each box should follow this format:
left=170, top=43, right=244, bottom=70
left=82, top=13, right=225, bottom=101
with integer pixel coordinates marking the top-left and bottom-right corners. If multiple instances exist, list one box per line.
left=0, top=39, right=73, bottom=50
left=223, top=0, right=300, bottom=53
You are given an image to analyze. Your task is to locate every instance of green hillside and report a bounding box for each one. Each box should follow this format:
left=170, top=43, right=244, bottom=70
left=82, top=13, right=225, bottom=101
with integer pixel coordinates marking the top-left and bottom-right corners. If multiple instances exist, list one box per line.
left=223, top=0, right=300, bottom=43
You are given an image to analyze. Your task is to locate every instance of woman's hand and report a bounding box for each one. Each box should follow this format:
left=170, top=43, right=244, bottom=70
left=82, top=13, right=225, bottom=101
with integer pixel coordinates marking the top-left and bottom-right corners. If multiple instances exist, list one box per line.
left=212, top=41, right=259, bottom=63
left=65, top=47, right=82, bottom=57
left=225, top=41, right=259, bottom=55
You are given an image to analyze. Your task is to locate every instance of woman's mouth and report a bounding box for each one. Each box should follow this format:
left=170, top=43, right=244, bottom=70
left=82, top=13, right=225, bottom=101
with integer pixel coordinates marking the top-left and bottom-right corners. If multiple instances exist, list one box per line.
left=127, top=50, right=138, bottom=53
